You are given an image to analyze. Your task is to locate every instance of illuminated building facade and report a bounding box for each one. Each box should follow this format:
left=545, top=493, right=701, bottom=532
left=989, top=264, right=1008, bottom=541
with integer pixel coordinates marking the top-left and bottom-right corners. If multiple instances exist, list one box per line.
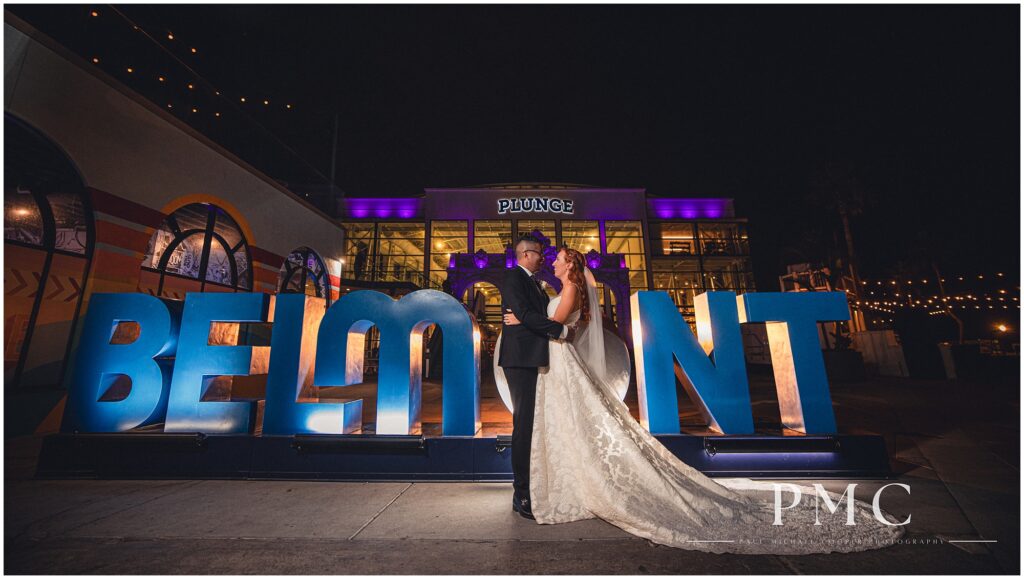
left=335, top=185, right=755, bottom=355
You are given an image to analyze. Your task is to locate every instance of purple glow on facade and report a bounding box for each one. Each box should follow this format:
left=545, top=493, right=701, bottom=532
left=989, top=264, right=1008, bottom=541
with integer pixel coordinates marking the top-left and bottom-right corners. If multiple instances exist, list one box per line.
left=341, top=198, right=423, bottom=220
left=505, top=247, right=516, bottom=268
left=473, top=249, right=489, bottom=269
left=530, top=229, right=551, bottom=247
left=542, top=246, right=558, bottom=265
left=648, top=198, right=732, bottom=220
left=586, top=249, right=602, bottom=270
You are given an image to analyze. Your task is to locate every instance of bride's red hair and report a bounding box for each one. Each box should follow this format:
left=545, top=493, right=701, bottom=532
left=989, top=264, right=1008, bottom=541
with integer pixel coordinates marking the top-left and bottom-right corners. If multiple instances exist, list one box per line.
left=559, top=246, right=590, bottom=324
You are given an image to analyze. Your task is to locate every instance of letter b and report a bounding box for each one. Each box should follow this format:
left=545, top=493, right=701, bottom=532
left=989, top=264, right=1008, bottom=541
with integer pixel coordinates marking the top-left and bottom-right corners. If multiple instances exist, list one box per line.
left=62, top=294, right=180, bottom=432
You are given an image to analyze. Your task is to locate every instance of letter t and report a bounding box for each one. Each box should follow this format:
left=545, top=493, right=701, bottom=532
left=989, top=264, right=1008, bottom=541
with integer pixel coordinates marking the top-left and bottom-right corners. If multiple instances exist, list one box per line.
left=738, top=292, right=850, bottom=433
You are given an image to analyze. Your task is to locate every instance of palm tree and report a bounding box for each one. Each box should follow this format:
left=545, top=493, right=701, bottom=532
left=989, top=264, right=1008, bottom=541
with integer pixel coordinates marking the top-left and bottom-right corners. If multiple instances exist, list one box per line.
left=807, top=161, right=870, bottom=298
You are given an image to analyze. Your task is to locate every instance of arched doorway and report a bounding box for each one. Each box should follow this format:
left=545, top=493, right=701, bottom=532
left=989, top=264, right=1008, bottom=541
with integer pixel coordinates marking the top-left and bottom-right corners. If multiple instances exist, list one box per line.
left=463, top=281, right=503, bottom=357
left=4, top=114, right=94, bottom=391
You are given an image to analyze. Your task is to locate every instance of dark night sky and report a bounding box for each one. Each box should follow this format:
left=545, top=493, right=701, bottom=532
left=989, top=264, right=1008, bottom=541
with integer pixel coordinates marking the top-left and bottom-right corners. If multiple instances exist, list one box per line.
left=9, top=5, right=1021, bottom=289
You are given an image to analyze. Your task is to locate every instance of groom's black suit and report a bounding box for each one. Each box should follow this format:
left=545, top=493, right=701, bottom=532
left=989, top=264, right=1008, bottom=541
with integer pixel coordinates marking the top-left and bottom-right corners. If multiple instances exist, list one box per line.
left=499, top=265, right=564, bottom=506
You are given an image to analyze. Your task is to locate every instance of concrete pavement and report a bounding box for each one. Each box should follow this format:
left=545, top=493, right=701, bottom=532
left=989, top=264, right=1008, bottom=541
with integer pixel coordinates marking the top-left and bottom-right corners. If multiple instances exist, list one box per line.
left=5, top=375, right=1019, bottom=574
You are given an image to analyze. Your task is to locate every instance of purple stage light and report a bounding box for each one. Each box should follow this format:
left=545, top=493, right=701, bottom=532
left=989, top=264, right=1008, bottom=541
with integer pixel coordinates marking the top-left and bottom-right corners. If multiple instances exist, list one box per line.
left=473, top=249, right=488, bottom=269
left=543, top=246, right=558, bottom=265
left=648, top=198, right=732, bottom=219
left=586, top=249, right=602, bottom=270
left=341, top=198, right=423, bottom=220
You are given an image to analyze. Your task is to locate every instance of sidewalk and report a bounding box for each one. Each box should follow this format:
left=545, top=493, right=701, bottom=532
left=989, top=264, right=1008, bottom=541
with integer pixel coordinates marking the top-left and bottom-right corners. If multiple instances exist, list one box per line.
left=5, top=376, right=1019, bottom=574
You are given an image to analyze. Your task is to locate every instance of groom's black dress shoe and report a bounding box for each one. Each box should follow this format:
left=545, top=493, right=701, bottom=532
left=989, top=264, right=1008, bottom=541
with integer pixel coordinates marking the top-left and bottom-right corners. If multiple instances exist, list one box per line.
left=512, top=496, right=535, bottom=520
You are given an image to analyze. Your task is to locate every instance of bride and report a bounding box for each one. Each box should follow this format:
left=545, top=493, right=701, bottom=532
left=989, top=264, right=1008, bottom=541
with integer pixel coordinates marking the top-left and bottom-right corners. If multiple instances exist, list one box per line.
left=498, top=246, right=906, bottom=555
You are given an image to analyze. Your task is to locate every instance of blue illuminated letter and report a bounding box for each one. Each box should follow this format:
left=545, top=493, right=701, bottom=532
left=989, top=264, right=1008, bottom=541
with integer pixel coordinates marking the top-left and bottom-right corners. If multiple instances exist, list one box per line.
left=263, top=294, right=363, bottom=435
left=738, top=292, right=849, bottom=433
left=630, top=291, right=753, bottom=435
left=164, top=293, right=271, bottom=433
left=315, top=289, right=480, bottom=436
left=62, top=293, right=179, bottom=432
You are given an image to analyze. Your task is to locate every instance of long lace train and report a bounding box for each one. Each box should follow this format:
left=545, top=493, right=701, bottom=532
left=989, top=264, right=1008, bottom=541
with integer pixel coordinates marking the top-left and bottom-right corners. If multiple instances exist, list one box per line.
left=529, top=298, right=905, bottom=555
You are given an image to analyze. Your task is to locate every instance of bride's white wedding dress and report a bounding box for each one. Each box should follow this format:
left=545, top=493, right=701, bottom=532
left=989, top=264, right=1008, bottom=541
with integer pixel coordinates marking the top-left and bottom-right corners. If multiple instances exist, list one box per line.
left=527, top=295, right=906, bottom=555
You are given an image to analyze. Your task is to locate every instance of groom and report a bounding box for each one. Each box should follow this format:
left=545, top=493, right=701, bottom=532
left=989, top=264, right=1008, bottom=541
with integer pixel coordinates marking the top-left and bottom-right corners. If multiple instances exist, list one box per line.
left=498, top=235, right=571, bottom=520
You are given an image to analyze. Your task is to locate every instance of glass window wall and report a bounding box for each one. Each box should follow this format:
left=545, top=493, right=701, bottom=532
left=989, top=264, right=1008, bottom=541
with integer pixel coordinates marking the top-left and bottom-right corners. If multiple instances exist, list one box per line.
left=377, top=223, right=425, bottom=286
left=516, top=220, right=555, bottom=244
left=474, top=220, right=512, bottom=253
left=429, top=220, right=468, bottom=290
left=701, top=257, right=755, bottom=292
left=561, top=220, right=600, bottom=253
left=652, top=258, right=703, bottom=323
left=698, top=223, right=749, bottom=256
left=651, top=222, right=698, bottom=257
left=339, top=222, right=376, bottom=281
left=605, top=220, right=647, bottom=290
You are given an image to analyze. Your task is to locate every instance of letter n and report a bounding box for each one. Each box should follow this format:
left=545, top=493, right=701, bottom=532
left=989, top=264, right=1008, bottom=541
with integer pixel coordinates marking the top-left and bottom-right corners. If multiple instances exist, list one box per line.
left=630, top=291, right=753, bottom=434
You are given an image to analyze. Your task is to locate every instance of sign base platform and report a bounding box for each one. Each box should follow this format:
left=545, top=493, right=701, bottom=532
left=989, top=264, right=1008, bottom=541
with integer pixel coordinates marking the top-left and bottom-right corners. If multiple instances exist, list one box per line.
left=35, top=433, right=894, bottom=480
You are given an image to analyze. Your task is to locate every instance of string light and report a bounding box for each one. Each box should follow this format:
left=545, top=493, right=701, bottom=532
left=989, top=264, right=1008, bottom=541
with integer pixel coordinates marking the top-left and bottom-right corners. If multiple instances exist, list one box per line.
left=87, top=7, right=308, bottom=177
left=85, top=10, right=299, bottom=119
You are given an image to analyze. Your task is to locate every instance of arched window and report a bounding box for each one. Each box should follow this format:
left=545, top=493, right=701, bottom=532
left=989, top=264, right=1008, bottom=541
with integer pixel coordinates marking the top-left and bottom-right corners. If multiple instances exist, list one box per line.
left=142, top=203, right=252, bottom=295
left=279, top=247, right=330, bottom=304
left=4, top=113, right=94, bottom=390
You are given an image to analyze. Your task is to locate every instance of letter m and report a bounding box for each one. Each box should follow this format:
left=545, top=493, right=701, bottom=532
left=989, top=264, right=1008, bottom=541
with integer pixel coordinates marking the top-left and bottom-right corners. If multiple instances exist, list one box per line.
left=630, top=291, right=753, bottom=434
left=314, top=289, right=481, bottom=436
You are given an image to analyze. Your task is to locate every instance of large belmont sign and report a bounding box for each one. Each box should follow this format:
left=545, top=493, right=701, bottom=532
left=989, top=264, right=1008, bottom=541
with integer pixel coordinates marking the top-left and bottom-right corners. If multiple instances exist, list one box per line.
left=62, top=289, right=850, bottom=437
left=497, top=197, right=575, bottom=215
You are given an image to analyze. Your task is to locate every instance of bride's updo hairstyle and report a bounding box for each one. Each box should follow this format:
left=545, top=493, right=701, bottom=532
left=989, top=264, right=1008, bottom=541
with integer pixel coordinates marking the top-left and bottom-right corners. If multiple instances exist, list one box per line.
left=559, top=246, right=590, bottom=324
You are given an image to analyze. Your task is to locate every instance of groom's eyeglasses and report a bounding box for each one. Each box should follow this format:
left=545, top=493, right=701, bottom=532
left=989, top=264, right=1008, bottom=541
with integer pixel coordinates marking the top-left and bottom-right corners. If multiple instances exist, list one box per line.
left=522, top=250, right=542, bottom=257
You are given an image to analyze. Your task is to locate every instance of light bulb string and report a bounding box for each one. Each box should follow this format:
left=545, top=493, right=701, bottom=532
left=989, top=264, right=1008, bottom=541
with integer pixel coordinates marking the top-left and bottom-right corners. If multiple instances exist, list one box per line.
left=103, top=5, right=335, bottom=188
